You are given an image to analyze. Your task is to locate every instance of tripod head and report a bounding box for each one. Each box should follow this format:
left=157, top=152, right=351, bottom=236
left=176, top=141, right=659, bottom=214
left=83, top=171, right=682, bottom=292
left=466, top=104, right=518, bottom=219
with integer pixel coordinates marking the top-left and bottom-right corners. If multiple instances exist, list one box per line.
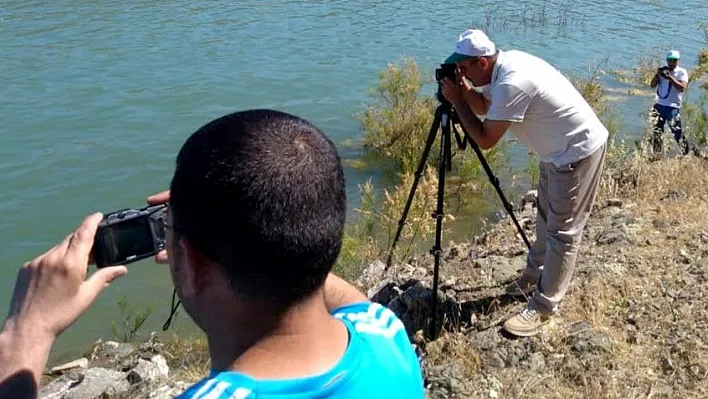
left=434, top=63, right=457, bottom=111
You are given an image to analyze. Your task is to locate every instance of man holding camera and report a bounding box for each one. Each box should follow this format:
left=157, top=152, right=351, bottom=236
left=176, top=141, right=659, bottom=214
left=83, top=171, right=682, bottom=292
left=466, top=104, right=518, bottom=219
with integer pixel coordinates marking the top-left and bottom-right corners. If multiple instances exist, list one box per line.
left=440, top=29, right=609, bottom=337
left=649, top=50, right=690, bottom=155
left=0, top=110, right=426, bottom=398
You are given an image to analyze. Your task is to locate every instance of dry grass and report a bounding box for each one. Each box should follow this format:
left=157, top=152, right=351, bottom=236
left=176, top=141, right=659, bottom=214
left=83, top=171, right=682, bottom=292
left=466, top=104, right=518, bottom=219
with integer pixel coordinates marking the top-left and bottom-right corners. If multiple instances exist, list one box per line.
left=161, top=333, right=210, bottom=383
left=424, top=156, right=708, bottom=398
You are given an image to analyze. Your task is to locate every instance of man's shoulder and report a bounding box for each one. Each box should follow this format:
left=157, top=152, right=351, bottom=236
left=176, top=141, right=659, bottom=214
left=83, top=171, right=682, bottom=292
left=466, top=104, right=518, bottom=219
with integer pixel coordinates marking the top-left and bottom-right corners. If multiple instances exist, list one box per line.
left=331, top=301, right=405, bottom=339
left=494, top=50, right=545, bottom=90
left=677, top=66, right=689, bottom=79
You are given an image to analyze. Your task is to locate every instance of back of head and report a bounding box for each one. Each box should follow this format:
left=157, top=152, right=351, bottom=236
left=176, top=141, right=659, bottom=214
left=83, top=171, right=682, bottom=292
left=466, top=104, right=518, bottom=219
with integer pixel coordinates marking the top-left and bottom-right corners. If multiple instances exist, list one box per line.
left=169, top=109, right=346, bottom=307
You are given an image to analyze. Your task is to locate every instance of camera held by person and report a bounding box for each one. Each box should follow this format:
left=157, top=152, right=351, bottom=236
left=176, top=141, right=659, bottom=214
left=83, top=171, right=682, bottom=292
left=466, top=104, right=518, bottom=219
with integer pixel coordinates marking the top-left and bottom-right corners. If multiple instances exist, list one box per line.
left=649, top=49, right=692, bottom=156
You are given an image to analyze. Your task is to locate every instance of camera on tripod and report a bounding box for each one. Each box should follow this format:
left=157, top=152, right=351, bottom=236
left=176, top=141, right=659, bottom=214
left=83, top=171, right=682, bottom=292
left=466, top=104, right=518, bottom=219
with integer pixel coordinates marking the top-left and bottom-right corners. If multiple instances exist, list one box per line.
left=384, top=63, right=532, bottom=339
left=435, top=63, right=457, bottom=82
left=434, top=63, right=458, bottom=104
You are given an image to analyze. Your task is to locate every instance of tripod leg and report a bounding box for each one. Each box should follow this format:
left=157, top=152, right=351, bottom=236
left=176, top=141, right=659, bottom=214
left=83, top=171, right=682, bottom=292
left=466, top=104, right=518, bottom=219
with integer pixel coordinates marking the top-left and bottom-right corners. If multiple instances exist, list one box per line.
left=429, top=112, right=450, bottom=340
left=451, top=123, right=532, bottom=250
left=385, top=106, right=444, bottom=270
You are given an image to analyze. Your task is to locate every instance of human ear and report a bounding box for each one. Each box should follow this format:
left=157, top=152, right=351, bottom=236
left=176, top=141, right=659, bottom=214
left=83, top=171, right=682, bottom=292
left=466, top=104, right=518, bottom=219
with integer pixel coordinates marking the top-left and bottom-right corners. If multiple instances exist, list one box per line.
left=177, top=237, right=209, bottom=298
left=478, top=57, right=489, bottom=70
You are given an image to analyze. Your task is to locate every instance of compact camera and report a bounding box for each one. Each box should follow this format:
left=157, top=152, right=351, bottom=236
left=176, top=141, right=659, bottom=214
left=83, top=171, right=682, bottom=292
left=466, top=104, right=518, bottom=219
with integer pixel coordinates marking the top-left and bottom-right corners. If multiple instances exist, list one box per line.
left=93, top=204, right=167, bottom=268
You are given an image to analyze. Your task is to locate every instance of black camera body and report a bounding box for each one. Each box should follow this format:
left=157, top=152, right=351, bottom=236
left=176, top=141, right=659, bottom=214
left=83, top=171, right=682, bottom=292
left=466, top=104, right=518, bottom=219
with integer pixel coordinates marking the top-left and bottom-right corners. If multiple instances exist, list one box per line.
left=93, top=204, right=167, bottom=268
left=435, top=63, right=458, bottom=105
left=435, top=63, right=457, bottom=82
left=658, top=66, right=671, bottom=78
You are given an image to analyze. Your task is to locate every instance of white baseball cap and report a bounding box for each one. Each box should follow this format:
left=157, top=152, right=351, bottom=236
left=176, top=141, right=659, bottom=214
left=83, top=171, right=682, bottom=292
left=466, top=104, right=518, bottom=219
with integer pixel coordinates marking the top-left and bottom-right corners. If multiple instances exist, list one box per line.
left=444, top=29, right=497, bottom=64
left=667, top=50, right=680, bottom=60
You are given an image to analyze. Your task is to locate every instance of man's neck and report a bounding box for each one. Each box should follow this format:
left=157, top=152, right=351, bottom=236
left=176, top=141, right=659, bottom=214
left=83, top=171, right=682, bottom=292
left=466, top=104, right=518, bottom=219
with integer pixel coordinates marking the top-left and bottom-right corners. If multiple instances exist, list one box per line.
left=206, top=291, right=349, bottom=380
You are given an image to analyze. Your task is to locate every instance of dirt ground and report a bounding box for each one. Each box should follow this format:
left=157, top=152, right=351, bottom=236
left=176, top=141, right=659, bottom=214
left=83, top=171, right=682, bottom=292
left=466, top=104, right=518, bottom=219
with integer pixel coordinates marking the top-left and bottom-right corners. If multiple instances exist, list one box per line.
left=358, top=155, right=708, bottom=399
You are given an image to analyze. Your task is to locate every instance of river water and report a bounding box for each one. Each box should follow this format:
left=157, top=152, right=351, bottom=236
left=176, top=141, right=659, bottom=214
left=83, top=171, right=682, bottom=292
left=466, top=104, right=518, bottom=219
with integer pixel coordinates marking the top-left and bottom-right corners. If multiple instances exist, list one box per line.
left=1, top=0, right=706, bottom=362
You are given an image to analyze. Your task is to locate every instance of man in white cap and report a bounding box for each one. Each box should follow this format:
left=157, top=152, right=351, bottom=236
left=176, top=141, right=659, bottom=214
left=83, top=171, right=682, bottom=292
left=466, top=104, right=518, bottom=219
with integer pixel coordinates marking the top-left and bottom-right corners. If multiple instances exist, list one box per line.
left=440, top=29, right=609, bottom=337
left=649, top=49, right=691, bottom=155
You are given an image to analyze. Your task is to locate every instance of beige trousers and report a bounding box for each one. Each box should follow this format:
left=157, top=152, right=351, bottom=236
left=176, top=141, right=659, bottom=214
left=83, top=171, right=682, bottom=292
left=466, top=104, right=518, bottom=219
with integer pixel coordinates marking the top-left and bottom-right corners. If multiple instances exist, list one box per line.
left=525, top=143, right=607, bottom=314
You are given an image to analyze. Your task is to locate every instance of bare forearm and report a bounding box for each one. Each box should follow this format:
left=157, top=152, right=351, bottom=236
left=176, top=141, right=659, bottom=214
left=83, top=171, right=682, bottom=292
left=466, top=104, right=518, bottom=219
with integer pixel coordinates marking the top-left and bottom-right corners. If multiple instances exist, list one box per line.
left=452, top=100, right=493, bottom=149
left=463, top=90, right=489, bottom=116
left=668, top=77, right=687, bottom=91
left=0, top=326, right=54, bottom=399
left=323, top=273, right=367, bottom=312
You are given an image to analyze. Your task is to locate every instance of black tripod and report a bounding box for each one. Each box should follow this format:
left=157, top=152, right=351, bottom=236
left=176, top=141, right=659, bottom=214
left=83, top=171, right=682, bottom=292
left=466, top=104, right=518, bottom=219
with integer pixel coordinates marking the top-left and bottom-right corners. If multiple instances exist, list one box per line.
left=384, top=97, right=531, bottom=339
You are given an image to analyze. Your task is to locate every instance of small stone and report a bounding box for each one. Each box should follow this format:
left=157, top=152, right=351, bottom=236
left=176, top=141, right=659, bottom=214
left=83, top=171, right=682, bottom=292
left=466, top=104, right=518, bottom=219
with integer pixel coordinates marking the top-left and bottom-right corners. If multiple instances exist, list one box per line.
left=662, top=189, right=685, bottom=203
left=653, top=219, right=668, bottom=229
left=49, top=358, right=89, bottom=375
left=529, top=352, right=545, bottom=371
left=445, top=246, right=459, bottom=260
left=521, top=190, right=538, bottom=208
left=607, top=198, right=623, bottom=207
left=679, top=249, right=692, bottom=264
left=489, top=389, right=499, bottom=398
left=662, top=356, right=674, bottom=373
left=568, top=321, right=592, bottom=335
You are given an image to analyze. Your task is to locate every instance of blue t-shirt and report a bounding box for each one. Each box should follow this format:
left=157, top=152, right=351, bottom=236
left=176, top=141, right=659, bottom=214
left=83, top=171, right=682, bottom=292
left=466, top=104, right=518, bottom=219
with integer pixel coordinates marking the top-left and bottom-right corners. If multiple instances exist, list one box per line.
left=176, top=301, right=425, bottom=399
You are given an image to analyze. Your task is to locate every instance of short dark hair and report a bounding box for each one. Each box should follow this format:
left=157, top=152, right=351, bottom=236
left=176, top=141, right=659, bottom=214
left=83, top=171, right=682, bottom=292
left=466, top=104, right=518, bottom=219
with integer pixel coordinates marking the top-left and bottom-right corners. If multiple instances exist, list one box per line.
left=169, top=109, right=346, bottom=306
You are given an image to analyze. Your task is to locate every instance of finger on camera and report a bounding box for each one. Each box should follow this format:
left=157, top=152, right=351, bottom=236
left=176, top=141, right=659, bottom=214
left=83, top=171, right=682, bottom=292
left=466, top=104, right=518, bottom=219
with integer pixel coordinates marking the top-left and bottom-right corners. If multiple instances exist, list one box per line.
left=67, top=213, right=103, bottom=262
left=147, top=190, right=170, bottom=205
left=154, top=250, right=169, bottom=264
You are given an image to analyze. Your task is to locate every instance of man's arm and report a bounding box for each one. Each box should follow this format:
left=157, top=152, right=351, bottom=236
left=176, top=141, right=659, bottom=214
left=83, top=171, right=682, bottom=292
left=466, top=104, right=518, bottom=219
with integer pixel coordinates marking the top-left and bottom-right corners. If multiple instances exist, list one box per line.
left=0, top=214, right=127, bottom=399
left=452, top=98, right=511, bottom=150
left=323, top=273, right=368, bottom=312
left=666, top=73, right=688, bottom=92
left=464, top=89, right=490, bottom=117
left=650, top=72, right=659, bottom=88
left=0, top=326, right=54, bottom=399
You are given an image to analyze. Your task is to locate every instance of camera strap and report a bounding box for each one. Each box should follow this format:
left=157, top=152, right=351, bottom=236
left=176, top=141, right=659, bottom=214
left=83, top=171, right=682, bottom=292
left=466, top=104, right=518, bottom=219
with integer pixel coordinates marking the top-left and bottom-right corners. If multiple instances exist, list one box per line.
left=657, top=76, right=672, bottom=100
left=162, top=289, right=181, bottom=331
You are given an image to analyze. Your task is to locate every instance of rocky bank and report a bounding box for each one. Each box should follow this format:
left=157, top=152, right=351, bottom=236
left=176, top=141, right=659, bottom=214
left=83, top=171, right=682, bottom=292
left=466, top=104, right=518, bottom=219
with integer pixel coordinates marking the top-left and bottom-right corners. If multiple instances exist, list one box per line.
left=40, top=157, right=708, bottom=398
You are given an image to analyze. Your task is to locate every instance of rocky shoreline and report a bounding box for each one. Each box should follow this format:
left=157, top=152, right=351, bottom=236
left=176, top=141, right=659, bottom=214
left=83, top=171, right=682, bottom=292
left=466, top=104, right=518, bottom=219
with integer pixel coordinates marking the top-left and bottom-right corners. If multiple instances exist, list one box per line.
left=39, top=157, right=708, bottom=399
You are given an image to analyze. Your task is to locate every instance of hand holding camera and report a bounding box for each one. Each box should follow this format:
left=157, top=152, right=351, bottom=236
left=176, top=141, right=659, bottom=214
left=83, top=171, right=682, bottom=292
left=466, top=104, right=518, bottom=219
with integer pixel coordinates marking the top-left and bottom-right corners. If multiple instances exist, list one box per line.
left=436, top=63, right=467, bottom=105
left=657, top=66, right=670, bottom=79
left=93, top=203, right=167, bottom=268
left=4, top=213, right=128, bottom=345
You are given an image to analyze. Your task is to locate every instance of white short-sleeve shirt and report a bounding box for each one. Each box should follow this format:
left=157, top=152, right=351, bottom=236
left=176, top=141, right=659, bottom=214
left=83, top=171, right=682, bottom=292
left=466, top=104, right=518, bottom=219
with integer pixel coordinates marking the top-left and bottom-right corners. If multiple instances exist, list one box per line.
left=480, top=50, right=609, bottom=166
left=655, top=66, right=689, bottom=109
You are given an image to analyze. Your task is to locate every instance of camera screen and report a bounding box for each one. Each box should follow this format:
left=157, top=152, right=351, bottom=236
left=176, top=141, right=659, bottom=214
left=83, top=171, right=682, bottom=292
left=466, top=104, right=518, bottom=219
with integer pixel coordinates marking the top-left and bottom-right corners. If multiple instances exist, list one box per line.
left=101, top=217, right=154, bottom=264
